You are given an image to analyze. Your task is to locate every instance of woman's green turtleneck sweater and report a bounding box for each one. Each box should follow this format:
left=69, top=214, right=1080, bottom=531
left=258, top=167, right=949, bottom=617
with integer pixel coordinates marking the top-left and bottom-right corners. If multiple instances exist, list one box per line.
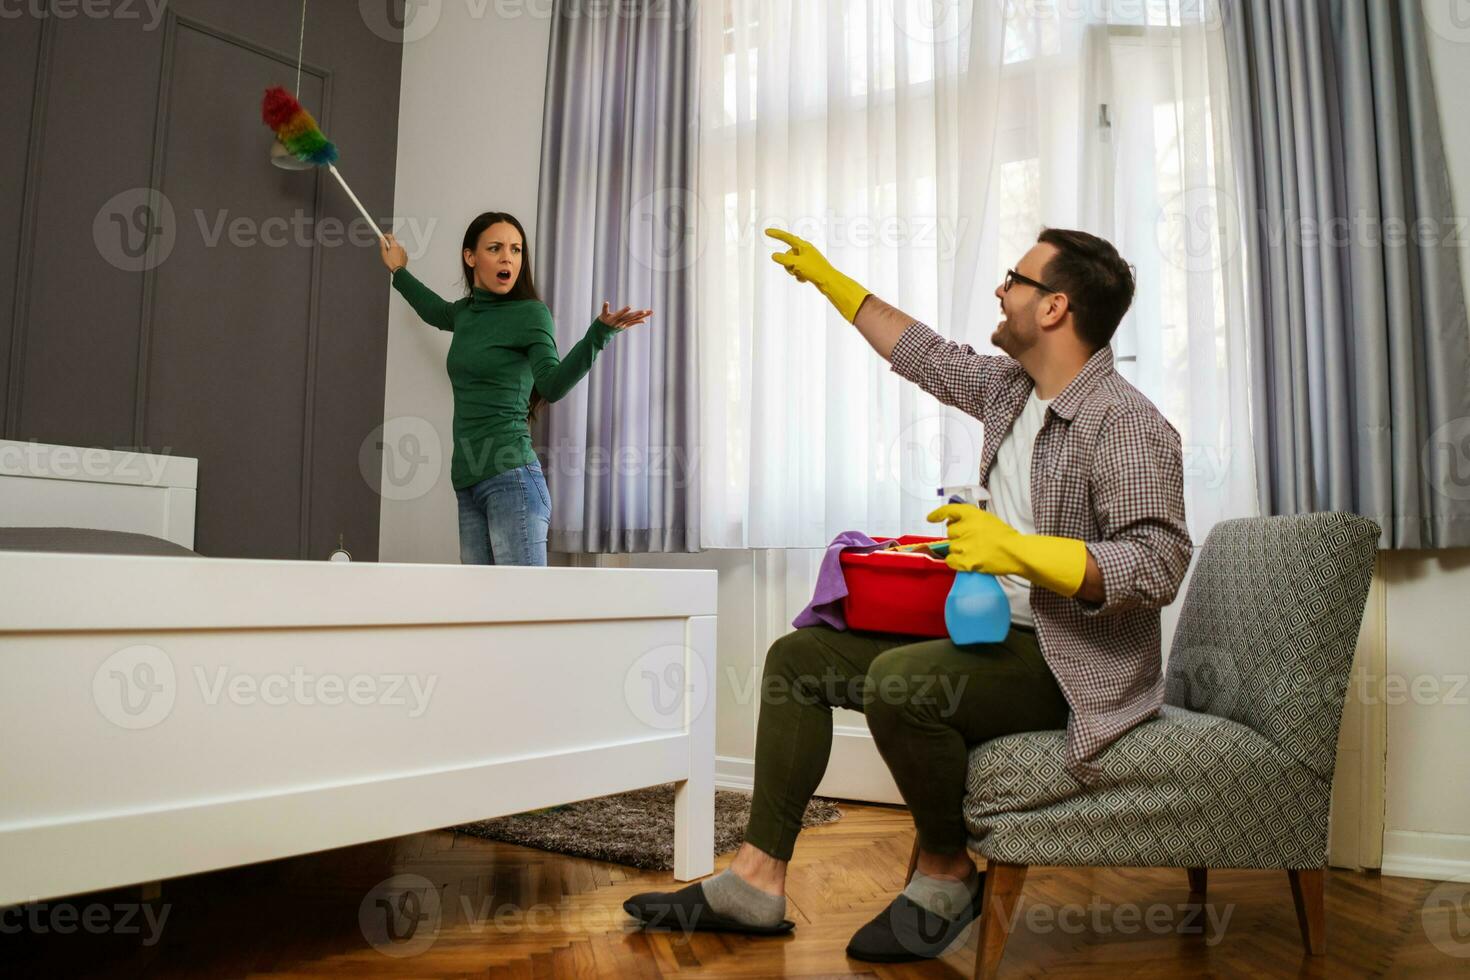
left=391, top=266, right=618, bottom=490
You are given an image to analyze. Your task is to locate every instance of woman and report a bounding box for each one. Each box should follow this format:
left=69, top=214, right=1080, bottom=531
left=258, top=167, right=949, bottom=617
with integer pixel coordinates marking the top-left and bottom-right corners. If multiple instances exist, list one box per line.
left=380, top=212, right=651, bottom=565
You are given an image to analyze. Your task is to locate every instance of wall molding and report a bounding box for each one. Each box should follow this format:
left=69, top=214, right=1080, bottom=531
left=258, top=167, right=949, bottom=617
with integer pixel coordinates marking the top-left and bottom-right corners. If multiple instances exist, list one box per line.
left=1382, top=830, right=1470, bottom=881
left=715, top=755, right=753, bottom=792
left=132, top=11, right=177, bottom=451
left=5, top=19, right=56, bottom=440
left=298, top=69, right=332, bottom=559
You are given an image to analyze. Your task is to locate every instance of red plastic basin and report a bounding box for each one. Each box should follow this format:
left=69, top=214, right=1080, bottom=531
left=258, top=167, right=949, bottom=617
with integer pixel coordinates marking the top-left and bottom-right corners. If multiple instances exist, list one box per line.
left=839, top=535, right=954, bottom=637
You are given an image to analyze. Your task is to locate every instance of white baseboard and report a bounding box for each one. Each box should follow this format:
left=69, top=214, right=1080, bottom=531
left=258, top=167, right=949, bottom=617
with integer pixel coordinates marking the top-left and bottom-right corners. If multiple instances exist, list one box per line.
left=715, top=756, right=754, bottom=792
left=1381, top=830, right=1470, bottom=881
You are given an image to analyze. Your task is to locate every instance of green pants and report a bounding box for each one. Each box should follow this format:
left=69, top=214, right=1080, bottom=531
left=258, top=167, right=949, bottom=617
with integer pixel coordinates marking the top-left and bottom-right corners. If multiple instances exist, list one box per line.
left=745, top=624, right=1070, bottom=861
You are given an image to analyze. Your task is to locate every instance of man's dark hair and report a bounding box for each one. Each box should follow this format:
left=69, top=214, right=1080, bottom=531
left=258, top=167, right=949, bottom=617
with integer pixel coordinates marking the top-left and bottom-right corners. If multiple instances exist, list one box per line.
left=1036, top=228, right=1135, bottom=351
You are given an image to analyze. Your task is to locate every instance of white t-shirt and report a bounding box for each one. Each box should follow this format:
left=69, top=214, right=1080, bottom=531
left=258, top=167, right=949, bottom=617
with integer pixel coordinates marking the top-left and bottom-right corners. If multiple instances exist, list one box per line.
left=985, top=390, right=1052, bottom=628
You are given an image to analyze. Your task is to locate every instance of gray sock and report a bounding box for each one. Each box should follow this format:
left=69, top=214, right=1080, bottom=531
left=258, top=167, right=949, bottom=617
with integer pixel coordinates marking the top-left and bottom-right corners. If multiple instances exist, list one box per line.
left=701, top=869, right=787, bottom=928
left=903, top=868, right=981, bottom=921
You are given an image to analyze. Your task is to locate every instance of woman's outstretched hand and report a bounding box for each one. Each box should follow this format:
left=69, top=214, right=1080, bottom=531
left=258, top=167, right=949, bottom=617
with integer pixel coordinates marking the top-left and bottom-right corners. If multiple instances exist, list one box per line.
left=597, top=303, right=653, bottom=331
left=380, top=234, right=408, bottom=273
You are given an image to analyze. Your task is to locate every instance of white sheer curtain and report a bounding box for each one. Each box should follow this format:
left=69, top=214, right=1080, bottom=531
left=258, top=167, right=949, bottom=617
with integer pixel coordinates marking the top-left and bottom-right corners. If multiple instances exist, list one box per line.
left=1084, top=0, right=1259, bottom=535
left=696, top=0, right=1255, bottom=550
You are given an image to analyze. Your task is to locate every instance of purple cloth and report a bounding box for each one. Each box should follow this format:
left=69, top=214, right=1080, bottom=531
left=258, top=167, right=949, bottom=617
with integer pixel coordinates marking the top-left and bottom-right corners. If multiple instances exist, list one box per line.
left=791, top=531, right=887, bottom=631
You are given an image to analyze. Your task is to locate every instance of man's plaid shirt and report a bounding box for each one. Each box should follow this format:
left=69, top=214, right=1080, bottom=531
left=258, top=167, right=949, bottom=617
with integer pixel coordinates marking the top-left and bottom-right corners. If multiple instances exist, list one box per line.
left=890, top=323, right=1192, bottom=785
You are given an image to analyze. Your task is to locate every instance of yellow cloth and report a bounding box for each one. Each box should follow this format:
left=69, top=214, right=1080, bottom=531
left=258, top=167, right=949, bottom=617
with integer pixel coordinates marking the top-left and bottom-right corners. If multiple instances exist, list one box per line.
left=928, top=503, right=1088, bottom=598
left=765, top=228, right=871, bottom=323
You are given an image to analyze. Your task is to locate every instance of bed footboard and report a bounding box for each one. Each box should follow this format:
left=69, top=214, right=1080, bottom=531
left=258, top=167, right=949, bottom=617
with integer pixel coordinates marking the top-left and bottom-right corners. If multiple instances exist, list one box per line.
left=0, top=555, right=718, bottom=904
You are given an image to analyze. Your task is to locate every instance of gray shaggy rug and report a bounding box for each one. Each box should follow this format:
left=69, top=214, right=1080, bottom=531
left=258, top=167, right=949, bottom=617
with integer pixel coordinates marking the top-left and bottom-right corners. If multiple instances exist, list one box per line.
left=450, top=784, right=842, bottom=871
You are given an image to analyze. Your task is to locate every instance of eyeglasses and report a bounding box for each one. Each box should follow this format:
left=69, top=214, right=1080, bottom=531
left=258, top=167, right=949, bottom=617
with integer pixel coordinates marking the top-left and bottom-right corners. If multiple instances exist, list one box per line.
left=1004, top=268, right=1062, bottom=296
left=1003, top=268, right=1083, bottom=316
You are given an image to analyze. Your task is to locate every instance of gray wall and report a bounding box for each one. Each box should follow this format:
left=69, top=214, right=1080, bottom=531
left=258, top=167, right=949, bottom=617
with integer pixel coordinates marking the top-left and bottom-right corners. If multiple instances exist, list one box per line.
left=2, top=1, right=403, bottom=559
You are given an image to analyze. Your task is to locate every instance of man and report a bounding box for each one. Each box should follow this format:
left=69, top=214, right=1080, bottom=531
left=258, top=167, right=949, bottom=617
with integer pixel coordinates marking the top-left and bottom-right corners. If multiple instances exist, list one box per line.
left=625, top=227, right=1192, bottom=962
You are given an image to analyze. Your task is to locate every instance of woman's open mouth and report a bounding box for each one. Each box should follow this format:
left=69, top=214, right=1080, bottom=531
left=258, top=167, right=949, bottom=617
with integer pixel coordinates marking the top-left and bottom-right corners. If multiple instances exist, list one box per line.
left=496, top=270, right=512, bottom=283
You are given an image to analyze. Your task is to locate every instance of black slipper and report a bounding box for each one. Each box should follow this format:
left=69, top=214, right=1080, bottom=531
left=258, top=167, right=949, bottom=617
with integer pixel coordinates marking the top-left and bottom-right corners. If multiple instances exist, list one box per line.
left=623, top=881, right=796, bottom=935
left=845, top=872, right=986, bottom=963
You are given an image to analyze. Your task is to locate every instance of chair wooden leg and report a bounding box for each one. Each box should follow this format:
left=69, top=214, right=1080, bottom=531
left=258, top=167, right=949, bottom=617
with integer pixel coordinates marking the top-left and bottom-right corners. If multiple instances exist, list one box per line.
left=1186, top=867, right=1207, bottom=899
left=973, top=862, right=1027, bottom=980
left=1287, top=867, right=1326, bottom=955
left=905, top=837, right=920, bottom=885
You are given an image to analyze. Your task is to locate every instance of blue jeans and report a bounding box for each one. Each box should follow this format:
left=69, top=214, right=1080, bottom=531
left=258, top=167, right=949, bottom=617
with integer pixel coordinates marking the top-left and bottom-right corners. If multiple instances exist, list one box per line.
left=455, top=461, right=551, bottom=566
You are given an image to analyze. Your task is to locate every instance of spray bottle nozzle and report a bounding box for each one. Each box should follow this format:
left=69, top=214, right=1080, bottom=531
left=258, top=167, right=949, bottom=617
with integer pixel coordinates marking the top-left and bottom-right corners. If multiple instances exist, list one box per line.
left=937, top=484, right=988, bottom=507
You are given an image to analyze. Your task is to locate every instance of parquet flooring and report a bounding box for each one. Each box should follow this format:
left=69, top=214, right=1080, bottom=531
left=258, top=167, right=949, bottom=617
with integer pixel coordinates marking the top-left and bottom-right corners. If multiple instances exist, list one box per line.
left=3, top=801, right=1462, bottom=978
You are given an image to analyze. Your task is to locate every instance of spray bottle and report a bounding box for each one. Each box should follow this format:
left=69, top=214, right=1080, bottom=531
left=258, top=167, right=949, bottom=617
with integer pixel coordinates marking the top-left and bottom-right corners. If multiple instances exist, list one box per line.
left=936, top=485, right=1011, bottom=645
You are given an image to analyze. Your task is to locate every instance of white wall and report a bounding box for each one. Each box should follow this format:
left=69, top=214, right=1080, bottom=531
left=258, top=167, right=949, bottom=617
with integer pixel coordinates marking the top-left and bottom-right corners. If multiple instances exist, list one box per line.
left=1380, top=3, right=1470, bottom=880
left=1382, top=552, right=1470, bottom=878
left=379, top=4, right=555, bottom=563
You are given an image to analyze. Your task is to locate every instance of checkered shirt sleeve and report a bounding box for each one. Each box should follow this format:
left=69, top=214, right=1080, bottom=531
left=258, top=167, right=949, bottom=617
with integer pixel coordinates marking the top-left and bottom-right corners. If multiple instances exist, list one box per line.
left=887, top=321, right=1015, bottom=421
left=1079, top=409, right=1192, bottom=616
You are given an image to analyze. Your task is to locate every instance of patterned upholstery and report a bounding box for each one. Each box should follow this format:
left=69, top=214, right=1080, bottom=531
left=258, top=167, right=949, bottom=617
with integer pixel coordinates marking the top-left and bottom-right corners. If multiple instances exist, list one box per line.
left=963, top=513, right=1380, bottom=869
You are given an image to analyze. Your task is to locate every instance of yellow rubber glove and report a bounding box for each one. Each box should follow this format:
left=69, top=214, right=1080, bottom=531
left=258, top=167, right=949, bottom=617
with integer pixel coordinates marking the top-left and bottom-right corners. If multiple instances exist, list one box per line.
left=765, top=228, right=871, bottom=323
left=928, top=503, right=1088, bottom=598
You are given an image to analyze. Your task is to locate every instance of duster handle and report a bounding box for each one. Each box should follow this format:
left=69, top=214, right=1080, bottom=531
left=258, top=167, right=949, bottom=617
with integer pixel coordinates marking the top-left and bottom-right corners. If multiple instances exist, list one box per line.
left=327, top=164, right=389, bottom=246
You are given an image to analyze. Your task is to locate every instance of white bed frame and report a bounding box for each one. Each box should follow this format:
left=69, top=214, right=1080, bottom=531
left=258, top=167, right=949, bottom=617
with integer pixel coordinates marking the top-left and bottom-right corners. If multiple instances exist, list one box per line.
left=0, top=441, right=716, bottom=906
left=0, top=439, right=197, bottom=548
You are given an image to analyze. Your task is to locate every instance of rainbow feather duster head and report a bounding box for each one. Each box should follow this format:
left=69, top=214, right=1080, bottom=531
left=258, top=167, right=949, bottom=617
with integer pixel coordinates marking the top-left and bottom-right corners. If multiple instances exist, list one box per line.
left=262, top=87, right=339, bottom=166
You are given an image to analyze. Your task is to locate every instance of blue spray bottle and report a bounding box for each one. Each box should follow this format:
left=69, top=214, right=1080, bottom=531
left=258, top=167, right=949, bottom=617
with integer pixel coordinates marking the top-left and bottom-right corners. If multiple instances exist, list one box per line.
left=936, top=485, right=1011, bottom=645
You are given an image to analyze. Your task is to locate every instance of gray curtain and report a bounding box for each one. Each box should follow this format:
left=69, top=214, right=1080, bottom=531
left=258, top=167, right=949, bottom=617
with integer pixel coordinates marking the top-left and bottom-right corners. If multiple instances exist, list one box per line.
left=534, top=0, right=701, bottom=553
left=1223, top=0, right=1470, bottom=548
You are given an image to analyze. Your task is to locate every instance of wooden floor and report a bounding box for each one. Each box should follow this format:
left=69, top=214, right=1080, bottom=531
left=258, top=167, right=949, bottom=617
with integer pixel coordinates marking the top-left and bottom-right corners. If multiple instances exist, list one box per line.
left=4, top=801, right=1461, bottom=978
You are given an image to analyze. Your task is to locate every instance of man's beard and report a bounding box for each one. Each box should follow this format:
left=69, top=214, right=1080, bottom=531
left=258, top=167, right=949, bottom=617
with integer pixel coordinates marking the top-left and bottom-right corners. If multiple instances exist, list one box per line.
left=993, top=313, right=1037, bottom=357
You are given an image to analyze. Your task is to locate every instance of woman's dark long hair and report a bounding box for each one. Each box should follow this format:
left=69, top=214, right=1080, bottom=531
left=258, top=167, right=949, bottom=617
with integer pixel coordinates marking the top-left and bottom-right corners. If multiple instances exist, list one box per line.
left=461, top=211, right=545, bottom=422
